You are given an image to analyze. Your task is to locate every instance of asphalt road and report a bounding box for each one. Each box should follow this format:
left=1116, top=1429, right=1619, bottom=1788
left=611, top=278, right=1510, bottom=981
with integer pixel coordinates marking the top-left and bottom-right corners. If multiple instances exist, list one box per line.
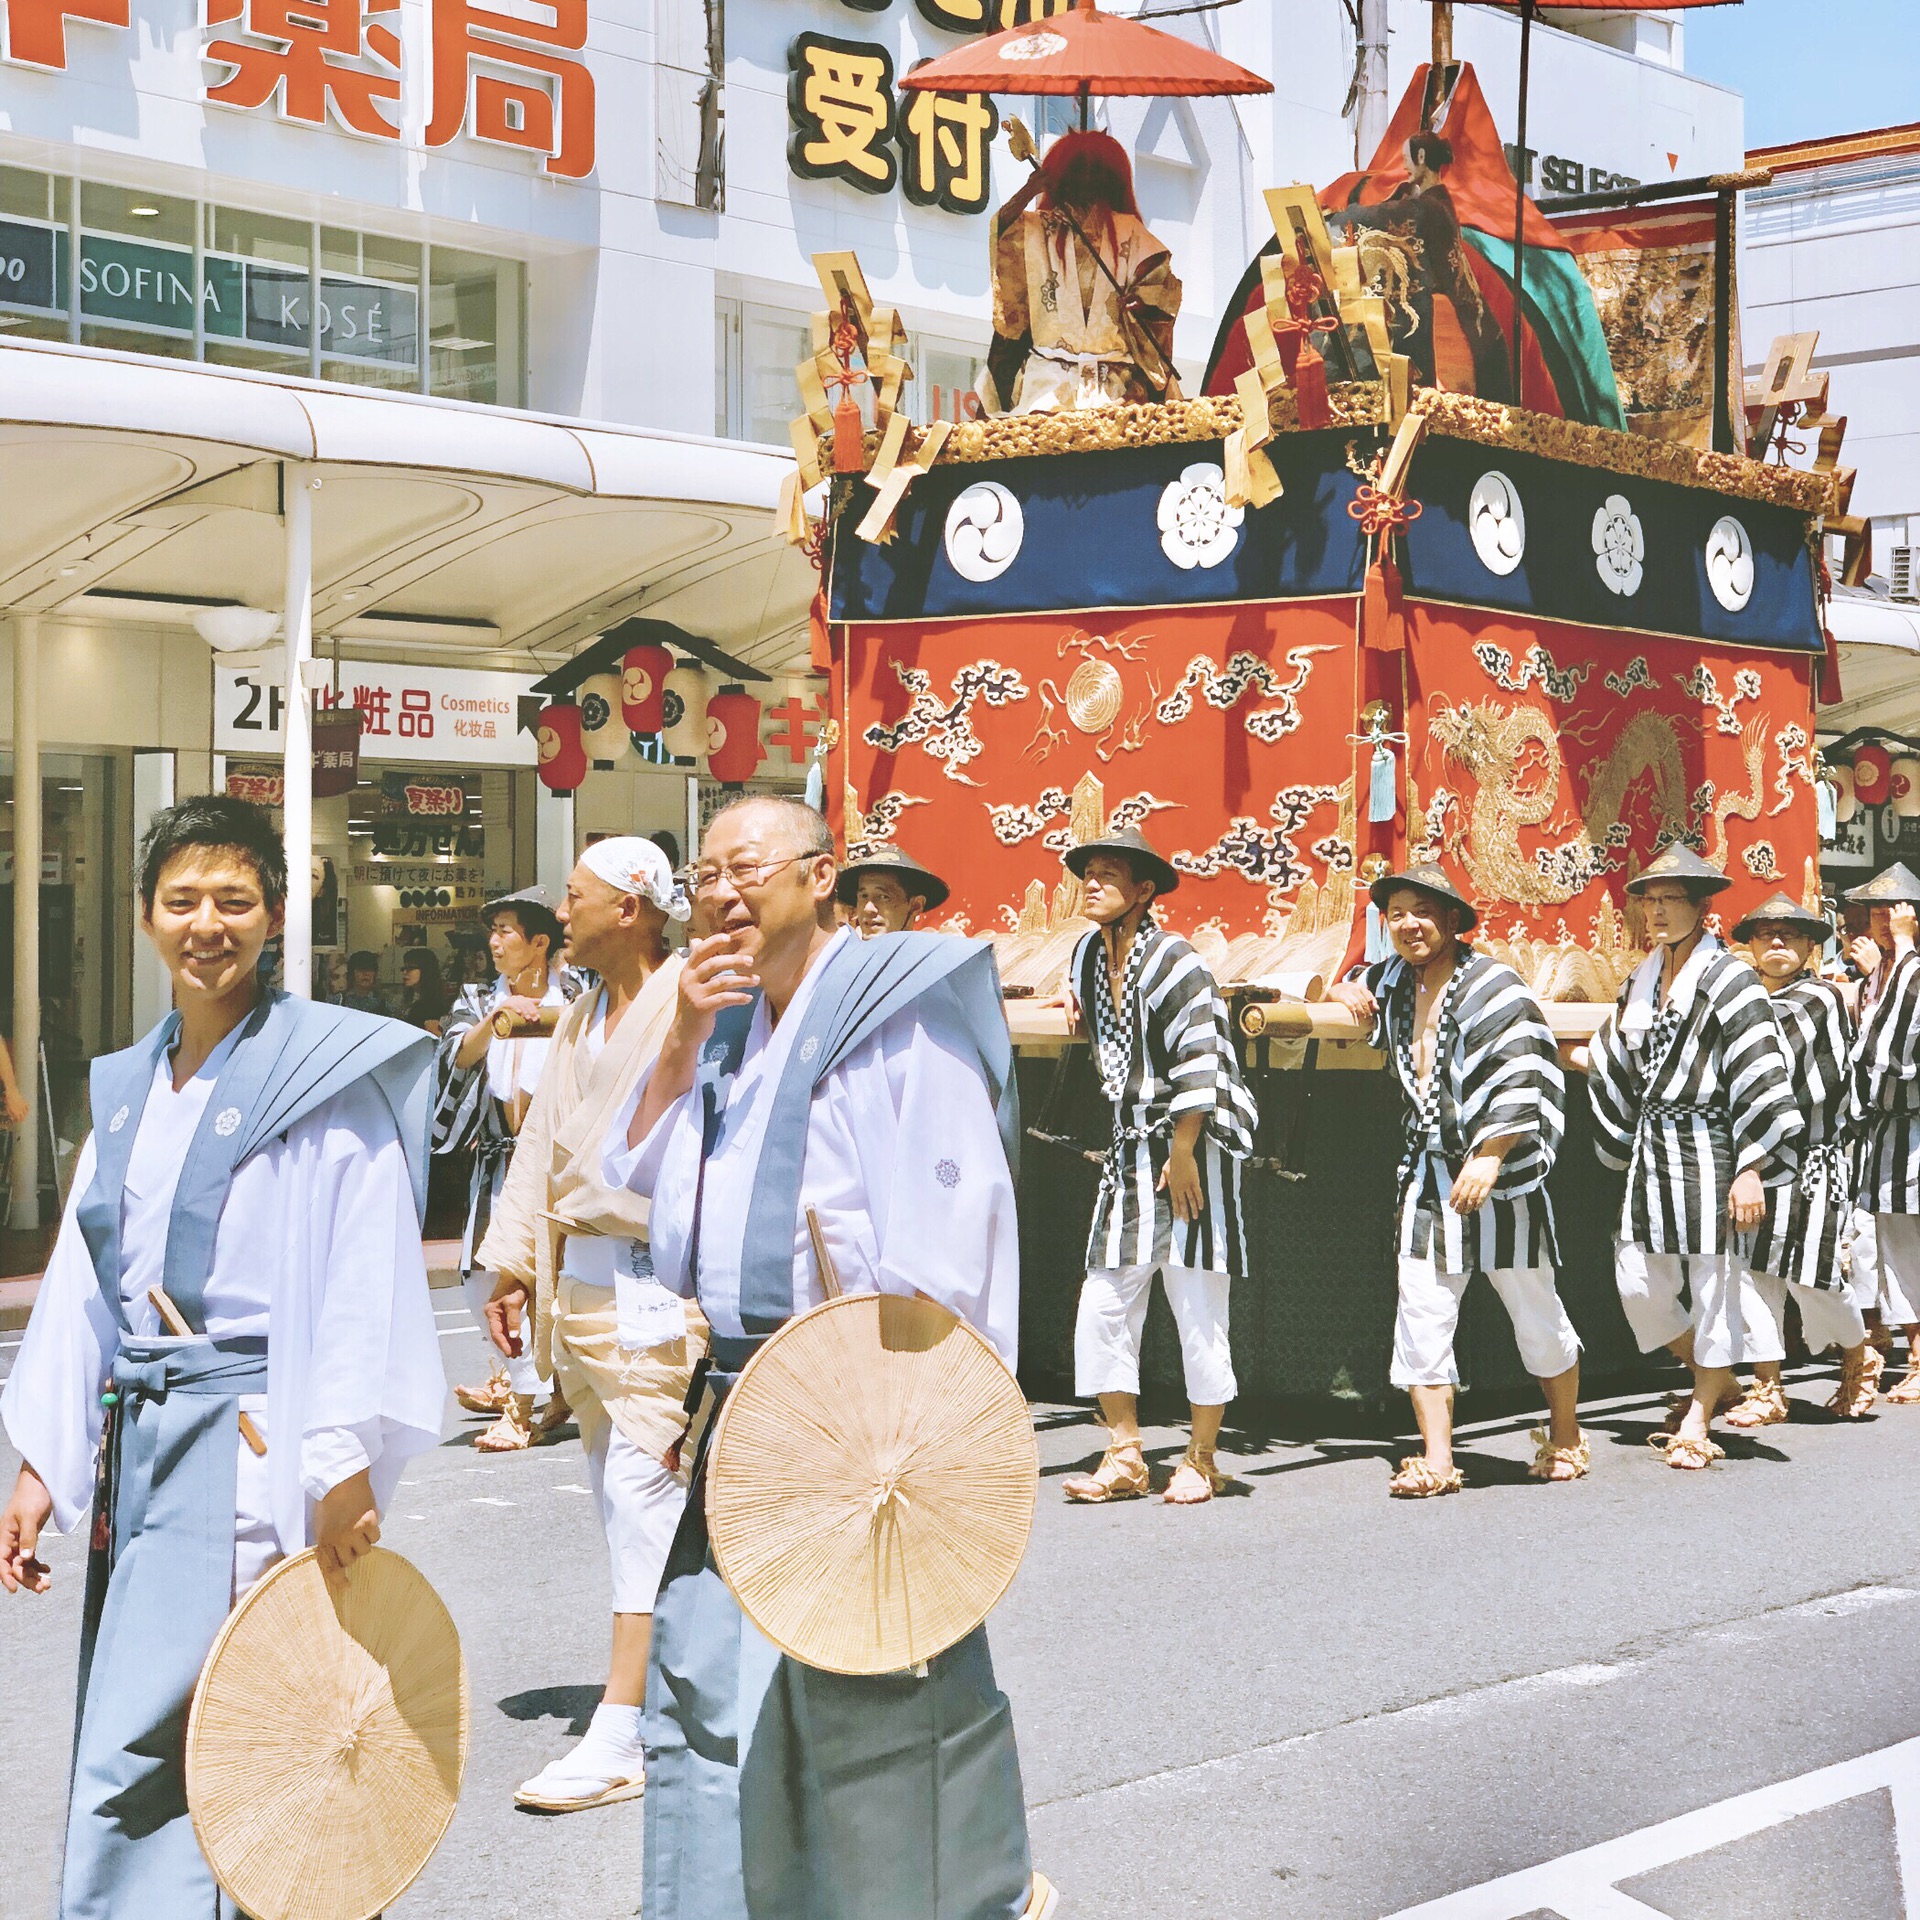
left=6, top=1306, right=1920, bottom=1919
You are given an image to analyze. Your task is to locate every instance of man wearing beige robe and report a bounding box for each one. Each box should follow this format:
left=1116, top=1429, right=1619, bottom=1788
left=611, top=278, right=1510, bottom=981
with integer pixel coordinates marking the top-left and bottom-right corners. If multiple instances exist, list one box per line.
left=479, top=836, right=709, bottom=1813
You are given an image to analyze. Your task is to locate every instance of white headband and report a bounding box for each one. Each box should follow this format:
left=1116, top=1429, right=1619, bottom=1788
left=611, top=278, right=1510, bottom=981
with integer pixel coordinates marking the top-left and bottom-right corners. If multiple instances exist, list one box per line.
left=580, top=836, right=691, bottom=923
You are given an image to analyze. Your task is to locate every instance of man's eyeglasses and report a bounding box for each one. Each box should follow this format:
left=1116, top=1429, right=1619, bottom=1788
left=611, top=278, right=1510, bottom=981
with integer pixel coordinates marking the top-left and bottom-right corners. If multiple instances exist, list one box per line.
left=684, top=852, right=815, bottom=897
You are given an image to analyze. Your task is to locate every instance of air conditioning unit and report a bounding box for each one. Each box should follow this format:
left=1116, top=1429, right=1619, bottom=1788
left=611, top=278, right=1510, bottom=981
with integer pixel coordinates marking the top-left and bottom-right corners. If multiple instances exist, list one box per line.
left=1894, top=546, right=1920, bottom=603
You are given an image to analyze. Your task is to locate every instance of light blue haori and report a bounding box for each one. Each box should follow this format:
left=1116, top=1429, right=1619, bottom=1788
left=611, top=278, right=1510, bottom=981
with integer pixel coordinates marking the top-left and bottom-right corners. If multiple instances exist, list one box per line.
left=62, top=992, right=432, bottom=1920
left=643, top=932, right=1034, bottom=1920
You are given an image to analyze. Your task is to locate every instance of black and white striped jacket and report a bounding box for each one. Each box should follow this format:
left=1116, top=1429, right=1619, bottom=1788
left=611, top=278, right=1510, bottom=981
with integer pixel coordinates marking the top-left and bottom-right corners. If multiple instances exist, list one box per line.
left=1588, top=935, right=1801, bottom=1257
left=1852, top=949, right=1920, bottom=1214
left=1747, top=975, right=1852, bottom=1291
left=1073, top=920, right=1258, bottom=1278
left=1365, top=948, right=1564, bottom=1275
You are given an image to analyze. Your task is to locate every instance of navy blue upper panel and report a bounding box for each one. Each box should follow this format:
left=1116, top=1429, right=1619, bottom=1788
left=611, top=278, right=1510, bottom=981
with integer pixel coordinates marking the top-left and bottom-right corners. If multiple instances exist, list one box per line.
left=827, top=430, right=1822, bottom=653
left=828, top=435, right=1368, bottom=623
left=1397, top=437, right=1822, bottom=653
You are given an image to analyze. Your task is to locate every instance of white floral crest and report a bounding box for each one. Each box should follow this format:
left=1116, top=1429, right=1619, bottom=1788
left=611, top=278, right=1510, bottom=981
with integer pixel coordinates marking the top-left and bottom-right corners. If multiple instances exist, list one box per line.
left=213, top=1107, right=242, bottom=1138
left=999, top=29, right=1067, bottom=59
left=108, top=1104, right=130, bottom=1134
left=1591, top=493, right=1645, bottom=597
left=1156, top=462, right=1243, bottom=571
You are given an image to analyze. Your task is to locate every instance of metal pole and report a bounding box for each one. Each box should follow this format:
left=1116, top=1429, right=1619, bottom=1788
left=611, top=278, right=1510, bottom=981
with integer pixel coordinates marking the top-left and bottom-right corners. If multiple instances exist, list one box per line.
left=1510, top=0, right=1532, bottom=409
left=11, top=614, right=42, bottom=1228
left=281, top=465, right=315, bottom=997
left=1357, top=0, right=1390, bottom=167
left=1711, top=185, right=1737, bottom=454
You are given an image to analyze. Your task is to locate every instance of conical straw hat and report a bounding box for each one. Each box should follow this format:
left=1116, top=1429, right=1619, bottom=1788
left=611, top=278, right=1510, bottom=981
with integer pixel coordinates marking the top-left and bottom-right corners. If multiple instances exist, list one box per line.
left=708, top=1293, right=1038, bottom=1676
left=186, top=1547, right=468, bottom=1920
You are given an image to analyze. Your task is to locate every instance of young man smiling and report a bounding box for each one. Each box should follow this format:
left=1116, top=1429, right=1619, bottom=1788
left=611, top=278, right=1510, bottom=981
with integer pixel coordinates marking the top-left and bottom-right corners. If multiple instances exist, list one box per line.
left=1586, top=846, right=1801, bottom=1470
left=0, top=795, right=442, bottom=1914
left=1057, top=827, right=1258, bottom=1508
left=1329, top=861, right=1582, bottom=1497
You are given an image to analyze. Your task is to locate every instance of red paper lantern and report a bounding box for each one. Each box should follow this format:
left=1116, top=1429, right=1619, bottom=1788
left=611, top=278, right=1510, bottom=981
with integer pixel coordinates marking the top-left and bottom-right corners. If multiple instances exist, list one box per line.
left=535, top=701, right=587, bottom=791
left=1853, top=742, right=1893, bottom=807
left=705, top=685, right=766, bottom=785
left=621, top=643, right=671, bottom=733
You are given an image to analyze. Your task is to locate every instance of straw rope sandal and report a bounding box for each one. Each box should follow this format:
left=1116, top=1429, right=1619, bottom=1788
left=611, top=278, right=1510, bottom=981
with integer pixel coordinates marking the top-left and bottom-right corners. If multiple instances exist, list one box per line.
left=455, top=1366, right=511, bottom=1415
left=473, top=1394, right=537, bottom=1452
left=1649, top=1432, right=1724, bottom=1470
left=1024, top=1872, right=1060, bottom=1920
left=1163, top=1447, right=1229, bottom=1505
left=1389, top=1456, right=1464, bottom=1499
left=1062, top=1444, right=1150, bottom=1503
left=1527, top=1427, right=1591, bottom=1481
left=1886, top=1363, right=1920, bottom=1404
left=532, top=1394, right=573, bottom=1441
left=1661, top=1381, right=1740, bottom=1434
left=1831, top=1343, right=1885, bottom=1419
left=1723, top=1376, right=1790, bottom=1429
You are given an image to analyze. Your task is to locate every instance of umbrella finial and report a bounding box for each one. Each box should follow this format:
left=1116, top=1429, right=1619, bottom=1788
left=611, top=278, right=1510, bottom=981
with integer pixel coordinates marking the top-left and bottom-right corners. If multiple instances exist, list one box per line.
left=1006, top=115, right=1036, bottom=164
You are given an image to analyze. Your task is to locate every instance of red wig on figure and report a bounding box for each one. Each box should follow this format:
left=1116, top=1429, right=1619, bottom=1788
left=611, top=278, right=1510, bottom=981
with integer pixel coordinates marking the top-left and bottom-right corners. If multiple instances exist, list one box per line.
left=1036, top=130, right=1139, bottom=263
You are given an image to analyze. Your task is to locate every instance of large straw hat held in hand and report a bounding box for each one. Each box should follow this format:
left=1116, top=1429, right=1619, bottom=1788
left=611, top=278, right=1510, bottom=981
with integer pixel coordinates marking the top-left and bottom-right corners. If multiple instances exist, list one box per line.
left=187, top=1547, right=469, bottom=1920
left=707, top=1282, right=1038, bottom=1678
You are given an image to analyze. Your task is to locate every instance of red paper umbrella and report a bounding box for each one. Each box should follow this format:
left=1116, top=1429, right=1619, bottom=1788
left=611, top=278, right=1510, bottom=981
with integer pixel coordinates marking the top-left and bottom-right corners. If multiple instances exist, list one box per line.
left=897, top=0, right=1271, bottom=102
left=535, top=702, right=587, bottom=792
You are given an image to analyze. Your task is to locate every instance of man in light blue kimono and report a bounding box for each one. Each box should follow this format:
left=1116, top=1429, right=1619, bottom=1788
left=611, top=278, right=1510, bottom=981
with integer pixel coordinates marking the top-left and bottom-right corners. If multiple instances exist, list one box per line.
left=0, top=794, right=444, bottom=1919
left=612, top=795, right=1054, bottom=1920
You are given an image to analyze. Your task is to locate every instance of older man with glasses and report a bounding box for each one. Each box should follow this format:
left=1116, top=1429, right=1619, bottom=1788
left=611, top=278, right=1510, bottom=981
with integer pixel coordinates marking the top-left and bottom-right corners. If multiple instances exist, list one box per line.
left=609, top=795, right=1053, bottom=1920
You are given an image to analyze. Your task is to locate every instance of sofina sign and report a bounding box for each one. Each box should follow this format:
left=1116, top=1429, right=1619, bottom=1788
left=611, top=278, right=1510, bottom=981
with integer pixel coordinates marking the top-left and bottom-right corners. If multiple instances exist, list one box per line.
left=0, top=216, right=415, bottom=365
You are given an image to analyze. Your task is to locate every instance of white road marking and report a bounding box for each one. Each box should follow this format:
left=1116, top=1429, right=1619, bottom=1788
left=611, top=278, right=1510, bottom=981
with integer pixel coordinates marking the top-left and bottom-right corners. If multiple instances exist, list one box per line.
left=1380, top=1734, right=1920, bottom=1918
left=472, top=1496, right=516, bottom=1507
left=554, top=1483, right=591, bottom=1495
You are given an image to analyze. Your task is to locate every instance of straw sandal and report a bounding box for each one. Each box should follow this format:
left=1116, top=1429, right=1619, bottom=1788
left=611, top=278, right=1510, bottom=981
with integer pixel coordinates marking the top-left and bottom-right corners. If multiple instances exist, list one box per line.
left=1024, top=1872, right=1060, bottom=1920
left=455, top=1366, right=511, bottom=1415
left=1830, top=1344, right=1884, bottom=1419
left=1062, top=1444, right=1150, bottom=1503
left=474, top=1395, right=537, bottom=1452
left=514, top=1756, right=646, bottom=1813
left=1163, top=1447, right=1228, bottom=1505
left=1527, top=1427, right=1591, bottom=1481
left=1389, top=1456, right=1464, bottom=1499
left=1887, top=1365, right=1920, bottom=1404
left=532, top=1394, right=573, bottom=1440
left=1661, top=1381, right=1740, bottom=1433
left=1649, top=1432, right=1724, bottom=1470
left=1723, top=1377, right=1790, bottom=1429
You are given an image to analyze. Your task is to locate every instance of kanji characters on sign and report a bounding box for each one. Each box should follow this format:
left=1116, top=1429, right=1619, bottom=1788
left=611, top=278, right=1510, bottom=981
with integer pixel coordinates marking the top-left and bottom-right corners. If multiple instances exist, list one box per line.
left=909, top=0, right=1068, bottom=35
left=2, top=0, right=127, bottom=69
left=898, top=74, right=996, bottom=214
left=204, top=0, right=400, bottom=138
left=788, top=33, right=897, bottom=194
left=426, top=0, right=595, bottom=180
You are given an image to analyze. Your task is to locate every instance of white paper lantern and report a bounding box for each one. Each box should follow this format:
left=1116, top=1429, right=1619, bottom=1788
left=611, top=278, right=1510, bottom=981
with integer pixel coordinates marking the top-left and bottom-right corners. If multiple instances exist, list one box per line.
left=1833, top=765, right=1856, bottom=824
left=577, top=672, right=630, bottom=764
left=662, top=660, right=709, bottom=761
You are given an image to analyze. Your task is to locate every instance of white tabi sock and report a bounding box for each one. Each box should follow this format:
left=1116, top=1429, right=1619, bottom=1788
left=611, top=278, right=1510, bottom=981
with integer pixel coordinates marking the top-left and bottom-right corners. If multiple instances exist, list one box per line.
left=581, top=1701, right=645, bottom=1762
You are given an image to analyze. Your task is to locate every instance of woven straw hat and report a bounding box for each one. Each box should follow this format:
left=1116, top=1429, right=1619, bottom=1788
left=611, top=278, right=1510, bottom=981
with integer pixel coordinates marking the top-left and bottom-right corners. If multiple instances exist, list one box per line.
left=187, top=1548, right=469, bottom=1920
left=708, top=1293, right=1037, bottom=1676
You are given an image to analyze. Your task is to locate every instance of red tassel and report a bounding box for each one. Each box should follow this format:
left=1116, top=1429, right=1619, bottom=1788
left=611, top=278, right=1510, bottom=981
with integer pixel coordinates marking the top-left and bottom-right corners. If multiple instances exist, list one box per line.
left=832, top=393, right=865, bottom=474
left=1273, top=318, right=1304, bottom=380
left=1819, top=625, right=1845, bottom=705
left=1363, top=554, right=1404, bottom=653
left=1293, top=341, right=1332, bottom=430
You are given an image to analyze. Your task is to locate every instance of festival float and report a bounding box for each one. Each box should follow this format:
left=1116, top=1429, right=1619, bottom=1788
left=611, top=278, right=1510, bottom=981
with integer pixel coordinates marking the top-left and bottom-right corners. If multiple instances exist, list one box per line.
left=776, top=10, right=1861, bottom=1404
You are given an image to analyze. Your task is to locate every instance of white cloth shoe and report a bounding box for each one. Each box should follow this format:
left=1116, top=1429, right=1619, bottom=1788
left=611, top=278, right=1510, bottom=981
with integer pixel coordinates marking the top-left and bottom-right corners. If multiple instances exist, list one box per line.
left=514, top=1704, right=647, bottom=1813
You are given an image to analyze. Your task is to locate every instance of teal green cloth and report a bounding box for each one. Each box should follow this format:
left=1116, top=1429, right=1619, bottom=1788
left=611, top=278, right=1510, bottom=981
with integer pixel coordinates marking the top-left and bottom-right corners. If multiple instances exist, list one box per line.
left=1460, top=230, right=1627, bottom=432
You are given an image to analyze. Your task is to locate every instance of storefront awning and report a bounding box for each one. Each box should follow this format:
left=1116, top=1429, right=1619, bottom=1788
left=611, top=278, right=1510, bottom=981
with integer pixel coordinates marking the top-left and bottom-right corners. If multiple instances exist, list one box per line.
left=0, top=336, right=815, bottom=677
left=1824, top=586, right=1920, bottom=737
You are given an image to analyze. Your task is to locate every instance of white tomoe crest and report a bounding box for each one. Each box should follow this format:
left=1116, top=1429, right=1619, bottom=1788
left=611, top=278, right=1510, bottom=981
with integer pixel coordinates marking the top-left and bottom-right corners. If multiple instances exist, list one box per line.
left=1157, top=462, right=1244, bottom=571
left=1705, top=515, right=1755, bottom=612
left=1592, top=493, right=1645, bottom=597
left=944, top=482, right=1025, bottom=583
left=999, top=30, right=1067, bottom=58
left=1468, top=470, right=1526, bottom=576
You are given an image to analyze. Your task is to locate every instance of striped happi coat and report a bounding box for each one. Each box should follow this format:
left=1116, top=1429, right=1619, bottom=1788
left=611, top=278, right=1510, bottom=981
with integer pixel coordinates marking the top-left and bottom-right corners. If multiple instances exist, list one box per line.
left=1365, top=948, right=1564, bottom=1275
left=1852, top=950, right=1920, bottom=1214
left=1074, top=920, right=1258, bottom=1278
left=1747, top=975, right=1853, bottom=1291
left=1588, top=935, right=1801, bottom=1256
left=431, top=969, right=586, bottom=1271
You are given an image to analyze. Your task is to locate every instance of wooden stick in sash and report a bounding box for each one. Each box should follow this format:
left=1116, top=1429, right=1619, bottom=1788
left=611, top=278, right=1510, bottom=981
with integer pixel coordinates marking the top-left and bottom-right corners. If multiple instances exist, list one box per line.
left=805, top=1207, right=843, bottom=1302
left=148, top=1286, right=268, bottom=1457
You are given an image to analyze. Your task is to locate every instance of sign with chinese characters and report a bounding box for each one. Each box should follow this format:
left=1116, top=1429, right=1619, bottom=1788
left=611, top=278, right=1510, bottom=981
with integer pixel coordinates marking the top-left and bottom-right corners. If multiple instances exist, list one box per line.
left=787, top=0, right=1072, bottom=216
left=215, top=660, right=539, bottom=766
left=0, top=0, right=592, bottom=181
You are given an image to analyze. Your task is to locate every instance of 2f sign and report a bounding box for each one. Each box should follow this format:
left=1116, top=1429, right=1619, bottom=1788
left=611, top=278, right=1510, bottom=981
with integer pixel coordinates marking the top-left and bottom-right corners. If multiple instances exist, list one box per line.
left=228, top=676, right=286, bottom=739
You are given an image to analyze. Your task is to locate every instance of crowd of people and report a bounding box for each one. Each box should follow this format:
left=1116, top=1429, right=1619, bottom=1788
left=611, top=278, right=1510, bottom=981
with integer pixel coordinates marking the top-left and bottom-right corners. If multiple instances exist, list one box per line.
left=5, top=786, right=1920, bottom=1918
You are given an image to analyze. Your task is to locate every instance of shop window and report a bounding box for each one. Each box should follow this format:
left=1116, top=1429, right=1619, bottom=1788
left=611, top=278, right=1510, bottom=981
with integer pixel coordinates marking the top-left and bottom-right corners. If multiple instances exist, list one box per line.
left=913, top=335, right=985, bottom=425
left=320, top=226, right=423, bottom=392
left=0, top=167, right=71, bottom=344
left=430, top=248, right=525, bottom=407
left=743, top=303, right=815, bottom=447
left=76, top=184, right=200, bottom=355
